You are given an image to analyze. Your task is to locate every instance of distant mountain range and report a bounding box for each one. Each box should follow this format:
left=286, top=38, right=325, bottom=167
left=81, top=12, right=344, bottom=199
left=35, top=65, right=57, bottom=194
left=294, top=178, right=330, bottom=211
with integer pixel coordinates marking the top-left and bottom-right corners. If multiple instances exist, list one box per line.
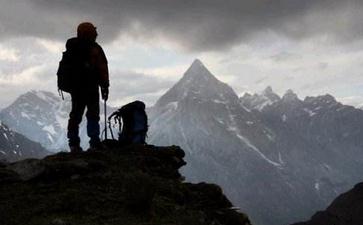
left=0, top=91, right=115, bottom=151
left=1, top=59, right=363, bottom=225
left=148, top=60, right=363, bottom=225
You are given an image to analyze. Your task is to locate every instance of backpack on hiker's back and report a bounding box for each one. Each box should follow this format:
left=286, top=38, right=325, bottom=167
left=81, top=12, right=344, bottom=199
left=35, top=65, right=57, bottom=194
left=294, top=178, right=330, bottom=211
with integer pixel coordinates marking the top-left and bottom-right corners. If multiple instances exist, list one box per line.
left=56, top=38, right=98, bottom=93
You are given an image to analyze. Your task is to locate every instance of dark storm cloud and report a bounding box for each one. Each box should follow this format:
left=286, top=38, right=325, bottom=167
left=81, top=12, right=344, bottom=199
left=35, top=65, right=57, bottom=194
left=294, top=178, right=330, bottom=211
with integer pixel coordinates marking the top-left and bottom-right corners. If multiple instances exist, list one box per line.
left=1, top=0, right=363, bottom=51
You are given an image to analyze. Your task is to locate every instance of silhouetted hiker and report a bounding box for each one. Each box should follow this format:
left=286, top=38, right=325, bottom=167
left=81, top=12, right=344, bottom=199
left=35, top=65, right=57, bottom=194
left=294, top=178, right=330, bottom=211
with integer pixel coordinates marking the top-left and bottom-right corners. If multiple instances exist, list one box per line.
left=61, top=22, right=109, bottom=153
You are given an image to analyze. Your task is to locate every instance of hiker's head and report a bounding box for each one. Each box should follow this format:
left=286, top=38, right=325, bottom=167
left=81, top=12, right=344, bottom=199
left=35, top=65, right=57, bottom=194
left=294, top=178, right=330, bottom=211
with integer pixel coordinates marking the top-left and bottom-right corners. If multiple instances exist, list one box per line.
left=77, top=22, right=98, bottom=42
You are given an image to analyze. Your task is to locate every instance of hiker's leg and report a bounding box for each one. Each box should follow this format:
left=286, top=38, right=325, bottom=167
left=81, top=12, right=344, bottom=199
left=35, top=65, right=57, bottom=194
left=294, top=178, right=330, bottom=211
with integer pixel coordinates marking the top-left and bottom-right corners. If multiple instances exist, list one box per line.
left=86, top=91, right=100, bottom=147
left=67, top=94, right=86, bottom=147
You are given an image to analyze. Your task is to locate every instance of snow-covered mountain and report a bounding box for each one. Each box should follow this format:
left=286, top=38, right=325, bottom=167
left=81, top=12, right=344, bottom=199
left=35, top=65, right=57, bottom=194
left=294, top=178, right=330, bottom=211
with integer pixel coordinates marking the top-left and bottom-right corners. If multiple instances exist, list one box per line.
left=0, top=122, right=48, bottom=162
left=240, top=86, right=281, bottom=111
left=2, top=59, right=363, bottom=225
left=148, top=59, right=363, bottom=225
left=0, top=90, right=115, bottom=151
left=0, top=91, right=69, bottom=151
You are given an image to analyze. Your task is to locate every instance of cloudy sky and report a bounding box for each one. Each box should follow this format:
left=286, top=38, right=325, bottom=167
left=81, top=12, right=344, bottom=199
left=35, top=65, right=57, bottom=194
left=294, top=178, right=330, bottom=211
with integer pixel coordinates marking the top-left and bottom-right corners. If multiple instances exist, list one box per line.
left=1, top=0, right=363, bottom=108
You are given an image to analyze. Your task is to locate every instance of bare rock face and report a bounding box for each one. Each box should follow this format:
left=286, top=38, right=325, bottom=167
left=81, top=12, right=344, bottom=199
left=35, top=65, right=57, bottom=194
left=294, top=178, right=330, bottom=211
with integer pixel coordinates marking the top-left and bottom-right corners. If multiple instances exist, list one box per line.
left=291, top=182, right=363, bottom=225
left=0, top=143, right=251, bottom=225
left=149, top=60, right=363, bottom=225
left=6, top=159, right=45, bottom=181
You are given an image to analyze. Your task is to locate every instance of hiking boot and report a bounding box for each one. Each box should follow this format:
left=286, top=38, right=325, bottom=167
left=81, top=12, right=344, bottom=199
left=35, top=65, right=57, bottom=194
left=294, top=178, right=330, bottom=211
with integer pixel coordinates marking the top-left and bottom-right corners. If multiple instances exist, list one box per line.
left=70, top=145, right=83, bottom=153
left=87, top=142, right=106, bottom=152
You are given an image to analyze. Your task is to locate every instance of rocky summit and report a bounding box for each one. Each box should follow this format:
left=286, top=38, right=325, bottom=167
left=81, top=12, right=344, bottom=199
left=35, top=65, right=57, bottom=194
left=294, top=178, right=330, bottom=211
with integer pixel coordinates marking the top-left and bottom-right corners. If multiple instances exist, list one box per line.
left=0, top=143, right=251, bottom=225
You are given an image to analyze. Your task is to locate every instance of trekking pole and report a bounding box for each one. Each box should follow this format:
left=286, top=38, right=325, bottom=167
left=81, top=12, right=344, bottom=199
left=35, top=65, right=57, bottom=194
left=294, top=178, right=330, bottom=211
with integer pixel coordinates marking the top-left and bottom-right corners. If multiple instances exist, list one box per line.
left=104, top=99, right=108, bottom=140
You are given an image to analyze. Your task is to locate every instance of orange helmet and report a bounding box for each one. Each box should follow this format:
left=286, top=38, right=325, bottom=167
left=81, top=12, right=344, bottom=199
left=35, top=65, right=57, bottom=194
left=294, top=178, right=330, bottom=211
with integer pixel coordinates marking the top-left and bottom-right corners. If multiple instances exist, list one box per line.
left=77, top=22, right=97, bottom=40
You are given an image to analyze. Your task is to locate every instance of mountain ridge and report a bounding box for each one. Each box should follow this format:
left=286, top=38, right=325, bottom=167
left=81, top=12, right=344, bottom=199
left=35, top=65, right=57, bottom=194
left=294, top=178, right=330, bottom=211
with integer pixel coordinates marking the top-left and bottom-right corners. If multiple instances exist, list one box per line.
left=1, top=59, right=363, bottom=225
left=0, top=90, right=116, bottom=152
left=155, top=59, right=239, bottom=109
left=148, top=60, right=363, bottom=225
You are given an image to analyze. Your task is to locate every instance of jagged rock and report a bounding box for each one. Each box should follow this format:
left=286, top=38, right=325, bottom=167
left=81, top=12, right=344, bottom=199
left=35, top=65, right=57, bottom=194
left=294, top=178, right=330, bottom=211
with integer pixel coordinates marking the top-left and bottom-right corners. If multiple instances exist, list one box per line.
left=0, top=160, right=8, bottom=167
left=0, top=144, right=250, bottom=225
left=50, top=219, right=70, bottom=225
left=240, top=86, right=281, bottom=111
left=6, top=159, right=45, bottom=181
left=0, top=168, right=19, bottom=184
left=291, top=182, right=363, bottom=225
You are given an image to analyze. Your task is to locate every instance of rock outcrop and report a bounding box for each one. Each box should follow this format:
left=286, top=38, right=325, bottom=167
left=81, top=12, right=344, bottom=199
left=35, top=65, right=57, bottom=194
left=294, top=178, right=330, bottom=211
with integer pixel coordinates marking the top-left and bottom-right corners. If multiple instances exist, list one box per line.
left=291, top=182, right=363, bottom=225
left=0, top=143, right=251, bottom=225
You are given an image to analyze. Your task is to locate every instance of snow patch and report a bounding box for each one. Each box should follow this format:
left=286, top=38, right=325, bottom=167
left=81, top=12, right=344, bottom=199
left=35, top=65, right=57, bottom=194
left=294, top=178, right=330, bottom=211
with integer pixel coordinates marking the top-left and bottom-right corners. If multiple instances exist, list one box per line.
left=315, top=182, right=320, bottom=191
left=167, top=101, right=178, bottom=110
left=213, top=99, right=227, bottom=104
left=323, top=163, right=331, bottom=171
left=255, top=99, right=273, bottom=111
left=43, top=125, right=56, bottom=136
left=278, top=152, right=284, bottom=164
left=55, top=113, right=68, bottom=129
left=226, top=104, right=282, bottom=167
left=336, top=107, right=346, bottom=112
left=282, top=114, right=287, bottom=122
left=266, top=133, right=275, bottom=141
left=35, top=91, right=48, bottom=102
left=240, top=104, right=251, bottom=112
left=214, top=117, right=225, bottom=124
left=47, top=133, right=54, bottom=142
left=21, top=112, right=31, bottom=119
left=236, top=134, right=282, bottom=167
left=303, top=108, right=316, bottom=117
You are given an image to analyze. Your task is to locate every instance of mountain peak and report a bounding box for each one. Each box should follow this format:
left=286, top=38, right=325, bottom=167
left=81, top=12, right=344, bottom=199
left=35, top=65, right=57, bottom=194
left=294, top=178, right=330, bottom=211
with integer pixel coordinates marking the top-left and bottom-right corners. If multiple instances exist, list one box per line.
left=183, top=59, right=214, bottom=80
left=240, top=87, right=281, bottom=111
left=18, top=90, right=59, bottom=104
left=282, top=89, right=299, bottom=102
left=261, top=86, right=280, bottom=101
left=262, top=86, right=274, bottom=95
left=191, top=58, right=204, bottom=68
left=155, top=59, right=239, bottom=107
left=304, top=94, right=338, bottom=106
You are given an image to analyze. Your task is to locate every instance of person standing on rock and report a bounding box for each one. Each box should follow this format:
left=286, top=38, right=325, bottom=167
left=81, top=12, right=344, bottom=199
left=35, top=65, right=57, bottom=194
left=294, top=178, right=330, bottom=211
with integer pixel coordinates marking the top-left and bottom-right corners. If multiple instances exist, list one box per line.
left=62, top=22, right=109, bottom=153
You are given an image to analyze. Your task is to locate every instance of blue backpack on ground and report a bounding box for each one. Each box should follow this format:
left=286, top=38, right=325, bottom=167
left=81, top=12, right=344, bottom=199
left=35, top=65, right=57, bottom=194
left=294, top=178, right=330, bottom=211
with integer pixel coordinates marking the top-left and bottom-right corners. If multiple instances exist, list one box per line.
left=108, top=101, right=148, bottom=146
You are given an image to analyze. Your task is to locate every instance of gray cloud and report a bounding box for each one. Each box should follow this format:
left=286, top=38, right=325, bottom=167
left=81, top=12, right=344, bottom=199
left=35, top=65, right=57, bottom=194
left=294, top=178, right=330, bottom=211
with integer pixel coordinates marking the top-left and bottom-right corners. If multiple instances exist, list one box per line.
left=109, top=70, right=174, bottom=96
left=1, top=0, right=362, bottom=51
left=270, top=52, right=302, bottom=62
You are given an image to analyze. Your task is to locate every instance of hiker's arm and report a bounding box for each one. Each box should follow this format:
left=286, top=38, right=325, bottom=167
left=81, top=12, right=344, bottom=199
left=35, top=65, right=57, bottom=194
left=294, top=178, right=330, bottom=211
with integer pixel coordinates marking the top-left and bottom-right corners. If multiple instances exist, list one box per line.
left=97, top=46, right=109, bottom=88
